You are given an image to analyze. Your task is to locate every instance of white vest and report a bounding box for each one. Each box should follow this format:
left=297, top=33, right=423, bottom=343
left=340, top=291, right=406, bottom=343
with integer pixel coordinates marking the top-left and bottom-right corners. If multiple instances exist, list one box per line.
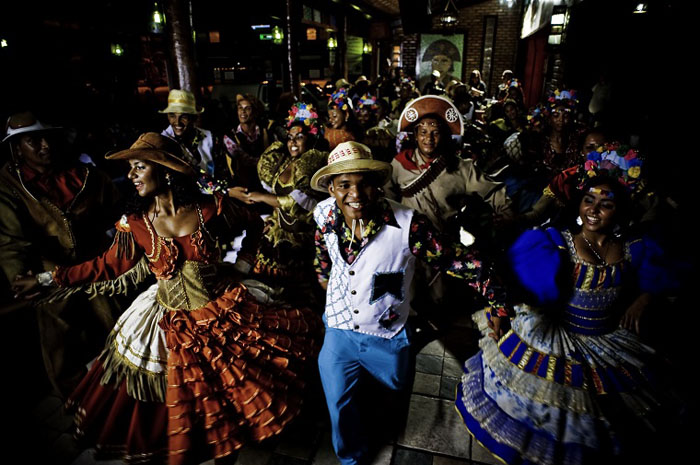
left=314, top=197, right=415, bottom=339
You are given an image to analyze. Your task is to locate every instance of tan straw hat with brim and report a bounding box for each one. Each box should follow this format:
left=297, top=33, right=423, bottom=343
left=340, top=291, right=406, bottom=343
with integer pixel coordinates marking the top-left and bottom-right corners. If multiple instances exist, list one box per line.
left=105, top=132, right=196, bottom=176
left=158, top=89, right=204, bottom=115
left=3, top=111, right=63, bottom=143
left=398, top=95, right=464, bottom=136
left=311, top=141, right=392, bottom=192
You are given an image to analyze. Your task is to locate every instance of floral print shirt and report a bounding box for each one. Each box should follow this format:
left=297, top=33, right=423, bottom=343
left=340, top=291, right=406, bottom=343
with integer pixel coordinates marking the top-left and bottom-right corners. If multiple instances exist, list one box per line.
left=314, top=198, right=508, bottom=315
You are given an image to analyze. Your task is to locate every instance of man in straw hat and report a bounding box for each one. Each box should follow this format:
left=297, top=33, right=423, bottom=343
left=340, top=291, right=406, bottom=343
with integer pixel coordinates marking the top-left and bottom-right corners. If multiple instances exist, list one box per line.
left=159, top=88, right=216, bottom=176
left=310, top=141, right=506, bottom=465
left=0, top=111, right=121, bottom=395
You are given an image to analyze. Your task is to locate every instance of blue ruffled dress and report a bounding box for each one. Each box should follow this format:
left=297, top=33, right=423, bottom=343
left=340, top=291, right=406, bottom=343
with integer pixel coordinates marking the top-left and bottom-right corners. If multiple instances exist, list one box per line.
left=455, top=228, right=674, bottom=465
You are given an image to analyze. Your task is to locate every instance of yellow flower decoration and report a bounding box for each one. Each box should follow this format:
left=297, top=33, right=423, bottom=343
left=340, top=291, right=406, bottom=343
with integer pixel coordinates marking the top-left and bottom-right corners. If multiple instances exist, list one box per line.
left=628, top=166, right=641, bottom=179
left=596, top=146, right=604, bottom=153
left=587, top=170, right=596, bottom=178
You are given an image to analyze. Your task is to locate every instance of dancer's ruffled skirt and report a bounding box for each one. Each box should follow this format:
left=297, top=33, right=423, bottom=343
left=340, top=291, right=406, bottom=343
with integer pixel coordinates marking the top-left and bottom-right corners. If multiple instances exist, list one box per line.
left=455, top=306, right=661, bottom=465
left=67, top=282, right=321, bottom=464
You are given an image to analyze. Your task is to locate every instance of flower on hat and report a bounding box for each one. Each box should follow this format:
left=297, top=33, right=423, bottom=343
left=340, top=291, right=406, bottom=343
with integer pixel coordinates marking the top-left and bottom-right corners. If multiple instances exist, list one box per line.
left=577, top=142, right=644, bottom=192
left=287, top=102, right=319, bottom=135
left=329, top=89, right=351, bottom=111
left=356, top=94, right=378, bottom=112
left=546, top=88, right=578, bottom=112
left=527, top=105, right=545, bottom=129
left=586, top=151, right=601, bottom=162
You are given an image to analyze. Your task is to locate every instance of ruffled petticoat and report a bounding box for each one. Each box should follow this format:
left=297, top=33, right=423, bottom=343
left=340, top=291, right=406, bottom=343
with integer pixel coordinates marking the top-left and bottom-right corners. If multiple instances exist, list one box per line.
left=455, top=306, right=661, bottom=465
left=67, top=282, right=321, bottom=464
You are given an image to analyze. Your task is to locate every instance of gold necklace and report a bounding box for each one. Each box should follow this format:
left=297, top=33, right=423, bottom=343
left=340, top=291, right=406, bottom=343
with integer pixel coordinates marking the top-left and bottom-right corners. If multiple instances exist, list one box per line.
left=580, top=232, right=609, bottom=265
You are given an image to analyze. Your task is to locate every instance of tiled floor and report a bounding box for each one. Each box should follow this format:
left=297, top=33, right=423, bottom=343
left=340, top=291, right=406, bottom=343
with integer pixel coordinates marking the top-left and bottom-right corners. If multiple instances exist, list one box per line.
left=28, top=310, right=500, bottom=465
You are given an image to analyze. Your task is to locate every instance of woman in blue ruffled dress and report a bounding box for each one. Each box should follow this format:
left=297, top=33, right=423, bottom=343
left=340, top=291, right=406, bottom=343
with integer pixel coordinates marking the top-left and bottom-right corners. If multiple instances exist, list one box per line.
left=455, top=172, right=677, bottom=465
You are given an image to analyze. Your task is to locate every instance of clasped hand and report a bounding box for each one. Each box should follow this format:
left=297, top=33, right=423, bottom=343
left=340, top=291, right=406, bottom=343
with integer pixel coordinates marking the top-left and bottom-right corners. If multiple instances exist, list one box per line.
left=11, top=272, right=41, bottom=299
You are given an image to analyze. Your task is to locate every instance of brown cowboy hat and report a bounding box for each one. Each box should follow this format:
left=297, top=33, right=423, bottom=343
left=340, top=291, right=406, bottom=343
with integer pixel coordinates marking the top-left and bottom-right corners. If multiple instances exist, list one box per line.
left=105, top=132, right=196, bottom=175
left=398, top=95, right=464, bottom=136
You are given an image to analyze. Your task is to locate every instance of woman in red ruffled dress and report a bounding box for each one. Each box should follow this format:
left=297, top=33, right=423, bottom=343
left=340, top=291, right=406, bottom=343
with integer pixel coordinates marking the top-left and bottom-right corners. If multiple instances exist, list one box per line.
left=14, top=133, right=321, bottom=464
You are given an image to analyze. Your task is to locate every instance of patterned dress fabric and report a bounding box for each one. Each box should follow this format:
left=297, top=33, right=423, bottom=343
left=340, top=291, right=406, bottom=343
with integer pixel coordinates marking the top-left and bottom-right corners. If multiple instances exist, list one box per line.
left=58, top=196, right=321, bottom=464
left=455, top=228, right=673, bottom=465
left=252, top=142, right=327, bottom=289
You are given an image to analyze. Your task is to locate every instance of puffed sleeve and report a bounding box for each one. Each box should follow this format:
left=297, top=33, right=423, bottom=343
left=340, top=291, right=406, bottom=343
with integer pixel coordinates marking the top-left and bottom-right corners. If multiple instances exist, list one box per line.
left=257, top=141, right=287, bottom=190
left=282, top=149, right=328, bottom=212
left=628, top=236, right=684, bottom=295
left=507, top=228, right=568, bottom=305
left=53, top=215, right=144, bottom=286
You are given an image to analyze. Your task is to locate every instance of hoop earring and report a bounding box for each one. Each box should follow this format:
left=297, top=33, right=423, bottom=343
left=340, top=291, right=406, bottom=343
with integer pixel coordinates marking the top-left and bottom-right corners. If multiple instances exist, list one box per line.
left=576, top=216, right=583, bottom=226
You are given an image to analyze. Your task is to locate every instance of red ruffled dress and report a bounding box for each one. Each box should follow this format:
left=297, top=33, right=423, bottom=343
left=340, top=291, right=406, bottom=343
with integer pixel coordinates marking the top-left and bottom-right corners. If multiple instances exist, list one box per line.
left=55, top=196, right=321, bottom=464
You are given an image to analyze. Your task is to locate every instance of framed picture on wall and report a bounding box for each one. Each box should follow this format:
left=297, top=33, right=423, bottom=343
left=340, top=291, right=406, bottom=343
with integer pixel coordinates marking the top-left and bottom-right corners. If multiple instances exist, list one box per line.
left=416, top=33, right=465, bottom=93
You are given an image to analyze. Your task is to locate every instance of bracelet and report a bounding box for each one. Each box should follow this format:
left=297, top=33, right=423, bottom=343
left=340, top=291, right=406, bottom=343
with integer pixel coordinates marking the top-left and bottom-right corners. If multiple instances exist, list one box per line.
left=36, top=271, right=54, bottom=287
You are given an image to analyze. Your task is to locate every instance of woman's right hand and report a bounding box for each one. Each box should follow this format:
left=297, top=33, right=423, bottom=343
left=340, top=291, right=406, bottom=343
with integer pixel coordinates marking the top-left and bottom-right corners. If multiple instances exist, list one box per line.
left=12, top=273, right=41, bottom=299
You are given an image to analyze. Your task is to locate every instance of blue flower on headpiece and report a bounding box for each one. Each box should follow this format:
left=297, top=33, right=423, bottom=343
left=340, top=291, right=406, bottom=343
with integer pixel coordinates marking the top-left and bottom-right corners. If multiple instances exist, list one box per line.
left=586, top=151, right=601, bottom=162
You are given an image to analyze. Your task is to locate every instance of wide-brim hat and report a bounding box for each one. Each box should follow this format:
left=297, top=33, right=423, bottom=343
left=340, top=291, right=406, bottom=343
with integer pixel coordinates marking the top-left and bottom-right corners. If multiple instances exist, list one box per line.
left=158, top=89, right=204, bottom=115
left=105, top=132, right=196, bottom=175
left=3, top=111, right=63, bottom=143
left=335, top=78, right=351, bottom=89
left=311, top=141, right=392, bottom=191
left=398, top=95, right=464, bottom=136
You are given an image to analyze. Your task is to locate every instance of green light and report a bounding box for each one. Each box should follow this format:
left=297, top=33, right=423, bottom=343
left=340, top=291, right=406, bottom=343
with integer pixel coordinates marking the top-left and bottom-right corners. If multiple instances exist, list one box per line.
left=328, top=36, right=337, bottom=50
left=0, top=39, right=7, bottom=48
left=153, top=11, right=162, bottom=24
left=111, top=44, right=124, bottom=56
left=272, top=26, right=284, bottom=45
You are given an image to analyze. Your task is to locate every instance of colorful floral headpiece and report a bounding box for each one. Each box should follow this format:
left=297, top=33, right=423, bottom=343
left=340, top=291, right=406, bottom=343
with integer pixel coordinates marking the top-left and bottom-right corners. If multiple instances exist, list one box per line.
left=329, top=89, right=352, bottom=111
left=580, top=142, right=644, bottom=192
left=527, top=104, right=546, bottom=129
left=355, top=94, right=379, bottom=112
left=507, top=78, right=521, bottom=88
left=546, top=88, right=578, bottom=111
left=287, top=102, right=319, bottom=135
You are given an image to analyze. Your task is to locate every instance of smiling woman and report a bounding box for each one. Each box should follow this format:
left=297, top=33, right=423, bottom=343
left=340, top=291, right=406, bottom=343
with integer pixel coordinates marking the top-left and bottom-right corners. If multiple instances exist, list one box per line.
left=12, top=132, right=321, bottom=465
left=455, top=173, right=680, bottom=465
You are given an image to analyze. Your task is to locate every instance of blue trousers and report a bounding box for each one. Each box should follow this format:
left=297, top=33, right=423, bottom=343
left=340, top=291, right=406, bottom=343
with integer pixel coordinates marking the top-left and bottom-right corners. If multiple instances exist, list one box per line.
left=318, top=325, right=412, bottom=465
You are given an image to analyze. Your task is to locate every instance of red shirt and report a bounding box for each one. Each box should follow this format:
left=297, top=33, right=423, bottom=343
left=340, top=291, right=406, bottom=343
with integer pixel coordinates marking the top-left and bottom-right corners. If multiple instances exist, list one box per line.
left=20, top=164, right=85, bottom=210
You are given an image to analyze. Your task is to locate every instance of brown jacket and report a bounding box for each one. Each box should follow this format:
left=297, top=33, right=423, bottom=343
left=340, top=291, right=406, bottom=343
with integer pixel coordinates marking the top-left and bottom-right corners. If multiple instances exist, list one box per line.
left=0, top=161, right=122, bottom=394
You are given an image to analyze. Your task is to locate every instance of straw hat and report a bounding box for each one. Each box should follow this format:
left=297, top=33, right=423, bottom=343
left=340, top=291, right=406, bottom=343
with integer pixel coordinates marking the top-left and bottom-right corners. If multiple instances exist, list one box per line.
left=3, top=111, right=62, bottom=143
left=335, top=78, right=351, bottom=90
left=105, top=133, right=196, bottom=175
left=311, top=141, right=392, bottom=192
left=158, top=89, right=204, bottom=115
left=398, top=95, right=464, bottom=136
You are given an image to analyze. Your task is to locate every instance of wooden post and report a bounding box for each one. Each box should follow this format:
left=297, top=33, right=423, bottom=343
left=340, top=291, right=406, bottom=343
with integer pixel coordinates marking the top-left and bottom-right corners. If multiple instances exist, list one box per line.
left=163, top=0, right=199, bottom=95
left=285, top=0, right=300, bottom=98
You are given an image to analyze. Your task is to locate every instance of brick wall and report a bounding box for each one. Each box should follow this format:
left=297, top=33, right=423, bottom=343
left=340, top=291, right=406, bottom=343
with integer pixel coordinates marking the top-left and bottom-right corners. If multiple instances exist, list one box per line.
left=398, top=0, right=521, bottom=94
